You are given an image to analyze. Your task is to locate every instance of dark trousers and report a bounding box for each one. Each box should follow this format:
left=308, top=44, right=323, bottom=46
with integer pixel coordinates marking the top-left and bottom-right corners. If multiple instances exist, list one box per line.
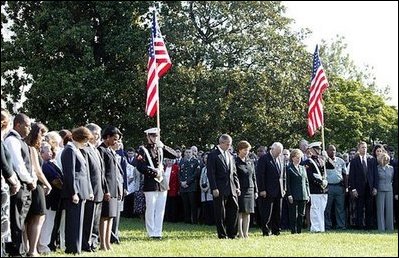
left=5, top=185, right=31, bottom=256
left=213, top=194, right=238, bottom=238
left=355, top=185, right=375, bottom=229
left=64, top=199, right=85, bottom=254
left=165, top=196, right=180, bottom=222
left=259, top=195, right=281, bottom=235
left=82, top=200, right=96, bottom=251
left=201, top=201, right=215, bottom=225
left=280, top=197, right=290, bottom=230
left=288, top=200, right=306, bottom=233
left=121, top=193, right=135, bottom=218
left=181, top=192, right=198, bottom=224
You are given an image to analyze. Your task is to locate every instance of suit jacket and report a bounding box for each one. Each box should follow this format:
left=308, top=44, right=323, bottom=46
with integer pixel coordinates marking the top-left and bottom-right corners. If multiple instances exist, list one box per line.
left=235, top=157, right=258, bottom=193
left=98, top=143, right=120, bottom=198
left=348, top=155, right=378, bottom=196
left=256, top=152, right=284, bottom=198
left=207, top=147, right=240, bottom=197
left=82, top=144, right=106, bottom=202
left=286, top=163, right=310, bottom=201
left=61, top=142, right=92, bottom=200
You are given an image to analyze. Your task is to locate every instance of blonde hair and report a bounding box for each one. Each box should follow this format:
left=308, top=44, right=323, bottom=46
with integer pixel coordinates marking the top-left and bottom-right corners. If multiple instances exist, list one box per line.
left=377, top=153, right=390, bottom=166
left=290, top=148, right=303, bottom=162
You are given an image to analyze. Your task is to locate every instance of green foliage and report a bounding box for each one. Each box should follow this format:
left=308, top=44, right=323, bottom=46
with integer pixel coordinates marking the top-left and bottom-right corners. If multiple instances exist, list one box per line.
left=1, top=1, right=397, bottom=152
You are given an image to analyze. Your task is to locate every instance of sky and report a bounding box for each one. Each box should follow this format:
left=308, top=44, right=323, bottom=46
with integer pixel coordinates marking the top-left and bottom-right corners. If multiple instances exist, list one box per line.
left=283, top=1, right=398, bottom=107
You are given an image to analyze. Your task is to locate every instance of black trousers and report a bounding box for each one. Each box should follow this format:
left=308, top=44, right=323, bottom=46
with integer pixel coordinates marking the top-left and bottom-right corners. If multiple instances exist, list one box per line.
left=259, top=195, right=281, bottom=235
left=213, top=194, right=238, bottom=238
left=288, top=200, right=307, bottom=233
left=5, top=184, right=31, bottom=256
left=181, top=192, right=198, bottom=224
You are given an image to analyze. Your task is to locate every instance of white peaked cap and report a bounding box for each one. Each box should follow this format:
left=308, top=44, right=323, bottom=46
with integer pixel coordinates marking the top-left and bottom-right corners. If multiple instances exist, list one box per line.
left=144, top=127, right=160, bottom=135
left=307, top=141, right=322, bottom=149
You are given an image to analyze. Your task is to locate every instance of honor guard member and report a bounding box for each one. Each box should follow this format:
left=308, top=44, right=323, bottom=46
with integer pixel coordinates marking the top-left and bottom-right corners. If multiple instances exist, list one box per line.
left=303, top=141, right=328, bottom=232
left=135, top=128, right=177, bottom=239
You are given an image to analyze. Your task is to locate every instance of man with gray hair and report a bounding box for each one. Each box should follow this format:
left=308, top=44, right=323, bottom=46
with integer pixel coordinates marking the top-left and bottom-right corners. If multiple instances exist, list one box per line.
left=207, top=134, right=241, bottom=239
left=256, top=142, right=285, bottom=236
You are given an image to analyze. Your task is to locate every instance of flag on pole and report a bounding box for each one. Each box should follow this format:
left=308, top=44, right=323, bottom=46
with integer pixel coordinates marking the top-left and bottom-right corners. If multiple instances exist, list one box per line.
left=307, top=45, right=329, bottom=137
left=146, top=12, right=172, bottom=117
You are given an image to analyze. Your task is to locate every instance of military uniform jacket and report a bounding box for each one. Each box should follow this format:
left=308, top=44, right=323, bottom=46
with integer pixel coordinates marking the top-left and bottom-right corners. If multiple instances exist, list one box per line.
left=135, top=144, right=177, bottom=192
left=179, top=158, right=200, bottom=193
left=304, top=155, right=327, bottom=194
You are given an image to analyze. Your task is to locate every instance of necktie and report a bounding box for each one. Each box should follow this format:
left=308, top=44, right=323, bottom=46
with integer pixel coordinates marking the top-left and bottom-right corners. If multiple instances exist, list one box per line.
left=224, top=151, right=229, bottom=167
left=275, top=158, right=281, bottom=174
left=361, top=157, right=367, bottom=176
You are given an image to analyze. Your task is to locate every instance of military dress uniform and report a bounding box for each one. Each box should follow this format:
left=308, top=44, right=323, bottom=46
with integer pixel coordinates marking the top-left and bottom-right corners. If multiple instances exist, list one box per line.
left=135, top=128, right=177, bottom=238
left=304, top=153, right=328, bottom=232
left=179, top=157, right=200, bottom=224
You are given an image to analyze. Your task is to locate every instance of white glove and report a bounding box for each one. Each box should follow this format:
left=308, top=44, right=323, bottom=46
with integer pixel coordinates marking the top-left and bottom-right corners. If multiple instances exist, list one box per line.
left=322, top=179, right=328, bottom=188
left=156, top=140, right=164, bottom=149
left=313, top=173, right=322, bottom=180
left=321, top=150, right=328, bottom=157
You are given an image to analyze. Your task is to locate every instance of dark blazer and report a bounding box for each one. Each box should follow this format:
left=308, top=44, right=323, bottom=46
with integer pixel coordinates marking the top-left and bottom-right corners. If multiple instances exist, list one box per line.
left=348, top=155, right=378, bottom=196
left=286, top=163, right=310, bottom=201
left=61, top=142, right=92, bottom=200
left=42, top=160, right=63, bottom=210
left=235, top=157, right=258, bottom=193
left=256, top=152, right=284, bottom=198
left=98, top=143, right=119, bottom=198
left=207, top=147, right=240, bottom=197
left=82, top=145, right=106, bottom=202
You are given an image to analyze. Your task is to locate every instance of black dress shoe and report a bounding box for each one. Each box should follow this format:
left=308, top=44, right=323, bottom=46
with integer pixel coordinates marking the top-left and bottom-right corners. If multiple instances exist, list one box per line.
left=262, top=231, right=271, bottom=236
left=272, top=231, right=280, bottom=236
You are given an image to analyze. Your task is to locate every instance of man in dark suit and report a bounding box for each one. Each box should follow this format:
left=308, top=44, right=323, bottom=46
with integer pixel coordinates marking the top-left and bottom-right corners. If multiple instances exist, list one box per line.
left=348, top=141, right=378, bottom=230
left=256, top=142, right=285, bottom=236
left=81, top=123, right=105, bottom=252
left=207, top=134, right=241, bottom=239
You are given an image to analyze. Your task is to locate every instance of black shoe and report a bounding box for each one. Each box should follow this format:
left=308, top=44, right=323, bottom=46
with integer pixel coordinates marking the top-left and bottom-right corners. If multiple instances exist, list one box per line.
left=262, top=231, right=271, bottom=236
left=150, top=236, right=162, bottom=240
left=272, top=231, right=280, bottom=236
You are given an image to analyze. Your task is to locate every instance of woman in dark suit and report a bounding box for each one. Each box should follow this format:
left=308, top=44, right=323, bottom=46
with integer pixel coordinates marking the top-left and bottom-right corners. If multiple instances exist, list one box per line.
left=235, top=140, right=258, bottom=238
left=97, top=126, right=122, bottom=250
left=286, top=149, right=310, bottom=234
left=61, top=127, right=93, bottom=254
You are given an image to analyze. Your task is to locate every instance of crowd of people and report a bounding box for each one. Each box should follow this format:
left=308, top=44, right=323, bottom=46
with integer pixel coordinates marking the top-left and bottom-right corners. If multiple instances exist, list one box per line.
left=1, top=109, right=398, bottom=257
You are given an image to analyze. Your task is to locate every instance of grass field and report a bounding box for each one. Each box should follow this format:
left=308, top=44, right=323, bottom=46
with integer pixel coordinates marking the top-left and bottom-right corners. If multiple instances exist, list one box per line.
left=53, top=217, right=398, bottom=257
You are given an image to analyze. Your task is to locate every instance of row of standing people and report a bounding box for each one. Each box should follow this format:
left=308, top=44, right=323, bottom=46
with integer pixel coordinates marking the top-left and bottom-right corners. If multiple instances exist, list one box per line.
left=1, top=110, right=128, bottom=256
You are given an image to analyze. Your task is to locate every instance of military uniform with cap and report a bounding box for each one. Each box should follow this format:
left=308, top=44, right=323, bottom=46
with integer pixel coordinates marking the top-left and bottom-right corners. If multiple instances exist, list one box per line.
left=303, top=141, right=328, bottom=232
left=135, top=128, right=177, bottom=239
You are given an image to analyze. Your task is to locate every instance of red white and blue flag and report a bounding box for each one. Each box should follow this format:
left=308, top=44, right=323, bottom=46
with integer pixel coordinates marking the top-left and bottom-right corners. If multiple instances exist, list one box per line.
left=146, top=12, right=172, bottom=117
left=307, top=45, right=329, bottom=136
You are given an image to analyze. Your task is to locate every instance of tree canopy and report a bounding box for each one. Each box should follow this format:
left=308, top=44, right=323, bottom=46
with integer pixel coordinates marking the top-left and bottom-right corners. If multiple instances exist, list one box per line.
left=1, top=1, right=397, bottom=152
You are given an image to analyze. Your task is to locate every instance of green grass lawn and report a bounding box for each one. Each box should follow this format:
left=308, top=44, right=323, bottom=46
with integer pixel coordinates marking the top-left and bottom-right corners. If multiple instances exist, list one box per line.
left=52, top=217, right=398, bottom=257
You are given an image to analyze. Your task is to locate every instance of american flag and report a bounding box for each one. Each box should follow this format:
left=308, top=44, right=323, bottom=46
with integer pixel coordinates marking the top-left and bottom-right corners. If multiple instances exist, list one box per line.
left=307, top=45, right=329, bottom=136
left=146, top=12, right=172, bottom=117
